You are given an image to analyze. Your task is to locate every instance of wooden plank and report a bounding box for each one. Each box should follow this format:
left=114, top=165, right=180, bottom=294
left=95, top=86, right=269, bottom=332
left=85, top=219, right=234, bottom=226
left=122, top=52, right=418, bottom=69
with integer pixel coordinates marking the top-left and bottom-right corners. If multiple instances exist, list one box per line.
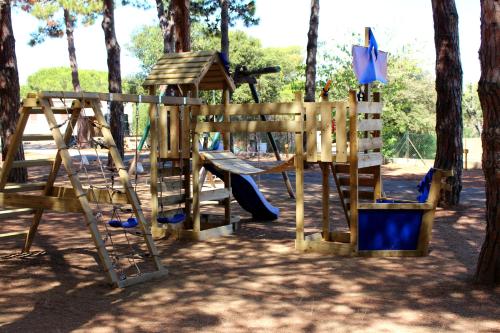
left=335, top=102, right=348, bottom=163
left=0, top=208, right=34, bottom=218
left=158, top=105, right=169, bottom=158
left=143, top=77, right=198, bottom=86
left=155, top=51, right=214, bottom=61
left=297, top=235, right=354, bottom=255
left=195, top=102, right=304, bottom=116
left=143, top=72, right=202, bottom=80
left=150, top=61, right=210, bottom=71
left=295, top=128, right=305, bottom=243
left=320, top=101, right=332, bottom=162
left=50, top=186, right=130, bottom=205
left=169, top=106, right=180, bottom=158
left=358, top=203, right=433, bottom=210
left=0, top=192, right=83, bottom=213
left=358, top=137, right=383, bottom=151
left=11, top=159, right=54, bottom=168
left=342, top=189, right=374, bottom=200
left=180, top=223, right=236, bottom=241
left=37, top=91, right=202, bottom=105
left=357, top=152, right=383, bottom=169
left=159, top=193, right=186, bottom=206
left=27, top=108, right=73, bottom=115
left=117, top=269, right=168, bottom=288
left=357, top=102, right=383, bottom=114
left=338, top=175, right=375, bottom=187
left=0, top=231, right=28, bottom=239
left=182, top=106, right=190, bottom=159
left=199, top=188, right=230, bottom=202
left=305, top=103, right=317, bottom=162
left=3, top=182, right=46, bottom=193
left=195, top=120, right=303, bottom=134
left=357, top=119, right=383, bottom=132
left=348, top=91, right=358, bottom=247
left=22, top=134, right=54, bottom=141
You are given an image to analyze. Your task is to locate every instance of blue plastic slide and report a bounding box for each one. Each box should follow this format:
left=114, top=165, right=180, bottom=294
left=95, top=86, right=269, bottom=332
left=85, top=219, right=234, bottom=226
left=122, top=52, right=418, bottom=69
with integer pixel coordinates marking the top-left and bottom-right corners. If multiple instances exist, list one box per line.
left=204, top=163, right=279, bottom=221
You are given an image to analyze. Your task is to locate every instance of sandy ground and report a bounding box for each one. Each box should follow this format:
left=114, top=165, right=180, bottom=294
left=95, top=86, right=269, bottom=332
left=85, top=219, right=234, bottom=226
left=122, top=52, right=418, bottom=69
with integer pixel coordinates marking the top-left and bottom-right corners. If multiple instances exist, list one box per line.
left=0, top=157, right=499, bottom=333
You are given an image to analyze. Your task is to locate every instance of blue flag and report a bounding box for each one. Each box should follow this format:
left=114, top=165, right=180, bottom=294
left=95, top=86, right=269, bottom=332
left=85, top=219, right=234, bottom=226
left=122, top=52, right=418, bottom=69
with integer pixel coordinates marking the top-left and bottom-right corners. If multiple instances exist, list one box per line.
left=352, top=29, right=388, bottom=84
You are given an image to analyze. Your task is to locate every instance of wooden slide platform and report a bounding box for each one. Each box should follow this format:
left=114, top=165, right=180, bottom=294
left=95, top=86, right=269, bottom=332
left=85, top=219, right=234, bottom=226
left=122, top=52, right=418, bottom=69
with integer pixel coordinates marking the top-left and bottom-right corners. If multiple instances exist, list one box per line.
left=200, top=151, right=295, bottom=175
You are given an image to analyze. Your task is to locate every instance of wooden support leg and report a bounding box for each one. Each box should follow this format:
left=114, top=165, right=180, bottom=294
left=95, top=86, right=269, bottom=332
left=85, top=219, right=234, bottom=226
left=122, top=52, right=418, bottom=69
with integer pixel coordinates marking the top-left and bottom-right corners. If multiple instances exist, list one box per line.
left=224, top=171, right=231, bottom=225
left=91, top=100, right=164, bottom=271
left=24, top=106, right=81, bottom=253
left=295, top=131, right=305, bottom=244
left=192, top=132, right=201, bottom=233
left=41, top=98, right=119, bottom=285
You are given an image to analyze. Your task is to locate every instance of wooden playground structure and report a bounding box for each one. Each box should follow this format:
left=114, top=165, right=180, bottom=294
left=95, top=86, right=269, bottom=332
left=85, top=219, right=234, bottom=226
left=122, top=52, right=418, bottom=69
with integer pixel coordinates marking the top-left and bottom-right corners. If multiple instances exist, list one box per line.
left=0, top=51, right=451, bottom=287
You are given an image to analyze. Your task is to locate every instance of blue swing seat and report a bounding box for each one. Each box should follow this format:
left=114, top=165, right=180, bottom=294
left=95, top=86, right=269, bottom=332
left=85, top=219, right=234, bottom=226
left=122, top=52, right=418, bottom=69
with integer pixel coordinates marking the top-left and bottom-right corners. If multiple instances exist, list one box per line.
left=108, top=217, right=138, bottom=229
left=157, top=213, right=186, bottom=224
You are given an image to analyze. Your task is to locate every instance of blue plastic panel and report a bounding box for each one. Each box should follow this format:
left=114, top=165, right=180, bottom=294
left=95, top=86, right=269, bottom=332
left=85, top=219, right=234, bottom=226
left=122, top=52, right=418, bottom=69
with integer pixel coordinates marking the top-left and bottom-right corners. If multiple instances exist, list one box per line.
left=358, top=209, right=423, bottom=251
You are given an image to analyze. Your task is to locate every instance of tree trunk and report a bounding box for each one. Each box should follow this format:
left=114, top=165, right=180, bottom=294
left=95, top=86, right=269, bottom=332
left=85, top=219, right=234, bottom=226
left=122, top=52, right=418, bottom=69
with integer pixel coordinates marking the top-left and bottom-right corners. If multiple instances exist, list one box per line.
left=475, top=0, right=500, bottom=285
left=431, top=0, right=463, bottom=205
left=304, top=0, right=319, bottom=103
left=102, top=0, right=124, bottom=161
left=64, top=9, right=89, bottom=148
left=220, top=0, right=229, bottom=56
left=0, top=2, right=26, bottom=183
left=172, top=0, right=190, bottom=52
left=155, top=0, right=175, bottom=53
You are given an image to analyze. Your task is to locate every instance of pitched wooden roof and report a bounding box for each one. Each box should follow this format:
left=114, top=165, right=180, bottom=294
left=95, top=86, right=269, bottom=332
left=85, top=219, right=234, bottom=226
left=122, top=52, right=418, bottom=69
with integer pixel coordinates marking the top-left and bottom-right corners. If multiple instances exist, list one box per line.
left=143, top=51, right=236, bottom=92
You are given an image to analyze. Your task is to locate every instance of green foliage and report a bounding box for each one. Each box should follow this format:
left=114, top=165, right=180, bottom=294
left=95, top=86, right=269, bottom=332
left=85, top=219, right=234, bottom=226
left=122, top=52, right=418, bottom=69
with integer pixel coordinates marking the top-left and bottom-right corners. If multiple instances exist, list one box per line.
left=191, top=0, right=259, bottom=33
left=128, top=26, right=303, bottom=104
left=20, top=0, right=102, bottom=46
left=462, top=83, right=482, bottom=137
left=21, top=67, right=109, bottom=96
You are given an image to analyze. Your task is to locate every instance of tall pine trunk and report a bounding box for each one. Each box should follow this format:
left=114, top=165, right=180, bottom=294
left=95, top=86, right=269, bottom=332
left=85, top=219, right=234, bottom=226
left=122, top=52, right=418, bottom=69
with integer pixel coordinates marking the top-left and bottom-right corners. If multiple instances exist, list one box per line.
left=64, top=9, right=89, bottom=148
left=431, top=0, right=463, bottom=205
left=475, top=0, right=500, bottom=285
left=0, top=2, right=26, bottom=183
left=220, top=0, right=229, bottom=56
left=304, top=0, right=319, bottom=103
left=102, top=0, right=124, bottom=161
left=172, top=0, right=190, bottom=52
left=155, top=0, right=175, bottom=53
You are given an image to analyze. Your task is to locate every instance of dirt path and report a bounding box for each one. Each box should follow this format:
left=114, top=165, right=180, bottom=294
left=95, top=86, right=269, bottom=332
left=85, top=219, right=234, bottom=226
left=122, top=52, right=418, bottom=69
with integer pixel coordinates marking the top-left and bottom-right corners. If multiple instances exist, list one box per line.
left=0, top=163, right=498, bottom=333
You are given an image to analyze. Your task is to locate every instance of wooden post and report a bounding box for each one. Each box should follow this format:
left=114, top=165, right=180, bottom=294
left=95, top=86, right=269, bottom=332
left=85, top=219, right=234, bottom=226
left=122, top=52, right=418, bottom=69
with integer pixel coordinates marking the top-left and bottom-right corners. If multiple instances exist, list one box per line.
left=222, top=89, right=231, bottom=225
left=321, top=162, right=330, bottom=241
left=148, top=87, right=163, bottom=238
left=372, top=92, right=382, bottom=199
left=295, top=100, right=305, bottom=244
left=348, top=91, right=359, bottom=248
left=192, top=129, right=201, bottom=233
left=182, top=105, right=191, bottom=227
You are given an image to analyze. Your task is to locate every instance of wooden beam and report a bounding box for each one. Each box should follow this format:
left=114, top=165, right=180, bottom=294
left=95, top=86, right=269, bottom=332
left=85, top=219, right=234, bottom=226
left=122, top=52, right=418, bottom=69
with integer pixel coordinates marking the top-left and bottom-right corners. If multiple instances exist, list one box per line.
left=195, top=121, right=303, bottom=134
left=196, top=102, right=305, bottom=116
left=0, top=192, right=84, bottom=213
left=37, top=91, right=202, bottom=105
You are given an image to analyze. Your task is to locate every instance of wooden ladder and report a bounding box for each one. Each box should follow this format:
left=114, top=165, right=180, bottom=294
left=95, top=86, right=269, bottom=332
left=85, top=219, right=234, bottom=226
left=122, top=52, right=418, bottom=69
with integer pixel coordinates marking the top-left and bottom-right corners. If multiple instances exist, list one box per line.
left=0, top=93, right=166, bottom=288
